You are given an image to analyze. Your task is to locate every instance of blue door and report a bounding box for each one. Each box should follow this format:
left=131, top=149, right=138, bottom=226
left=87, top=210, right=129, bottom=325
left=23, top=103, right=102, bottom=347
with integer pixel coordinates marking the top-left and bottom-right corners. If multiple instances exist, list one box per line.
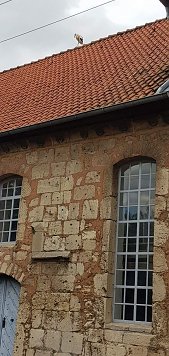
left=0, top=275, right=20, bottom=356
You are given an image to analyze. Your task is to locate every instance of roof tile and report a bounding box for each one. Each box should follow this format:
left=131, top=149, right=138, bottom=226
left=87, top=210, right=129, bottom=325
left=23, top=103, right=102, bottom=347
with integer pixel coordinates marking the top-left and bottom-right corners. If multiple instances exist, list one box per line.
left=0, top=18, right=168, bottom=133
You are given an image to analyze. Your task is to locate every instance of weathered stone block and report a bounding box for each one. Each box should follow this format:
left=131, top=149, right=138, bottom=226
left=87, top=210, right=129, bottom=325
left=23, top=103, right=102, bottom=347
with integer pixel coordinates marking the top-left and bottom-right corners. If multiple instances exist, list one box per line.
left=49, top=221, right=62, bottom=235
left=51, top=161, right=66, bottom=176
left=52, top=276, right=75, bottom=292
left=153, top=274, right=166, bottom=301
left=29, top=329, right=44, bottom=348
left=66, top=160, right=83, bottom=174
left=82, top=199, right=98, bottom=219
left=61, top=176, right=74, bottom=191
left=69, top=202, right=80, bottom=219
left=43, top=207, right=57, bottom=221
left=100, top=197, right=112, bottom=219
left=85, top=171, right=101, bottom=183
left=44, top=235, right=65, bottom=251
left=66, top=234, right=82, bottom=250
left=32, top=163, right=50, bottom=179
left=58, top=205, right=69, bottom=220
left=44, top=330, right=61, bottom=351
left=29, top=206, right=44, bottom=222
left=82, top=230, right=96, bottom=240
left=61, top=332, right=83, bottom=354
left=37, top=177, right=60, bottom=193
left=74, top=185, right=95, bottom=200
left=40, top=193, right=52, bottom=205
left=52, top=192, right=64, bottom=205
left=64, top=220, right=80, bottom=235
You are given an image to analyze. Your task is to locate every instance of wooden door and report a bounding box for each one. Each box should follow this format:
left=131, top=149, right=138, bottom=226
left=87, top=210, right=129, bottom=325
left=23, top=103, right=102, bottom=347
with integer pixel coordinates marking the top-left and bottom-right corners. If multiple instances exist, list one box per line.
left=0, top=275, right=20, bottom=356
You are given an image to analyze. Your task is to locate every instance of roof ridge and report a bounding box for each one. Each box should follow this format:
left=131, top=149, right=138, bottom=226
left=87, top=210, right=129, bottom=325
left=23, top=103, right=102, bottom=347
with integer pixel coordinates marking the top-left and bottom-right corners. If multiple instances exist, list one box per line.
left=0, top=17, right=166, bottom=75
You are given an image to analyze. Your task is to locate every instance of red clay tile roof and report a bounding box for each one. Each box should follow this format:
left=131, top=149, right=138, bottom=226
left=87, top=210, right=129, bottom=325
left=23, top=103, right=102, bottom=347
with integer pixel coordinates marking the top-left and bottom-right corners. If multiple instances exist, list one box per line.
left=0, top=18, right=168, bottom=133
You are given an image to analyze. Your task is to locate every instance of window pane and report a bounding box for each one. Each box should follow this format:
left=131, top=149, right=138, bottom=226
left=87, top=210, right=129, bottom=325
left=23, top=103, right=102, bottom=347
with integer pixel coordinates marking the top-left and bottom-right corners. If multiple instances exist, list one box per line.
left=114, top=304, right=123, bottom=320
left=139, top=222, right=148, bottom=236
left=147, top=306, right=152, bottom=322
left=129, top=207, right=137, bottom=220
left=138, top=256, right=147, bottom=269
left=139, top=237, right=148, bottom=252
left=119, top=207, right=128, bottom=221
left=125, top=305, right=134, bottom=321
left=130, top=164, right=139, bottom=175
left=115, top=288, right=124, bottom=303
left=0, top=201, right=5, bottom=209
left=4, top=221, right=10, bottom=231
left=126, top=271, right=135, bottom=286
left=0, top=211, right=4, bottom=220
left=138, top=271, right=147, bottom=286
left=10, top=231, right=16, bottom=242
left=127, top=238, right=136, bottom=252
left=140, top=191, right=149, bottom=205
left=140, top=206, right=149, bottom=220
left=129, top=192, right=138, bottom=205
left=117, top=238, right=126, bottom=252
left=137, top=289, right=146, bottom=304
left=15, top=187, right=21, bottom=196
left=120, top=193, right=128, bottom=206
left=120, top=177, right=129, bottom=190
left=125, top=288, right=134, bottom=303
left=136, top=306, right=145, bottom=321
left=117, top=255, right=125, bottom=269
left=11, top=221, right=17, bottom=231
left=141, top=163, right=150, bottom=174
left=118, top=223, right=127, bottom=237
left=147, top=289, right=152, bottom=305
left=2, top=189, right=7, bottom=197
left=14, top=199, right=20, bottom=208
left=5, top=210, right=11, bottom=219
left=141, top=175, right=150, bottom=189
left=127, top=255, right=136, bottom=269
left=16, top=177, right=22, bottom=186
left=121, top=164, right=130, bottom=176
left=128, top=223, right=137, bottom=236
left=116, top=271, right=125, bottom=285
left=130, top=176, right=139, bottom=190
left=6, top=200, right=12, bottom=209
left=2, top=232, right=9, bottom=242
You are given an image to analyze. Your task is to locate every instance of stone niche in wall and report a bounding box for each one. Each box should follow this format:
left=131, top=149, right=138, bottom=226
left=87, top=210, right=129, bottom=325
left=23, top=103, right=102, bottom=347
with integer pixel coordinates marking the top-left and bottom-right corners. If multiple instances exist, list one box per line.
left=31, top=221, right=70, bottom=260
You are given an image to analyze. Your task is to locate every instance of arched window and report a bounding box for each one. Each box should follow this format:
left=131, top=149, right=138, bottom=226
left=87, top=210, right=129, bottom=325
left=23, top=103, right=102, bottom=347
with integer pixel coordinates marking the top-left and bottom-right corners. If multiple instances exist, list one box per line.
left=0, top=176, right=22, bottom=243
left=113, top=161, right=156, bottom=323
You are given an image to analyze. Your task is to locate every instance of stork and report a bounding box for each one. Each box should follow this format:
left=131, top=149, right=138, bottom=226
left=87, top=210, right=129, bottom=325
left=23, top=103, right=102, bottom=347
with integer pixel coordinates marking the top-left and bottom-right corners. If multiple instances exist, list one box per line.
left=74, top=33, right=83, bottom=46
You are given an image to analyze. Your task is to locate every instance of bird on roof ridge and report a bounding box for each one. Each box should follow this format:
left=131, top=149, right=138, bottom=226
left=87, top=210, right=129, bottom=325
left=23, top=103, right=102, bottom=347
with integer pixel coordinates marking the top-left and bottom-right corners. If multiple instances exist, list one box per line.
left=74, top=33, right=83, bottom=46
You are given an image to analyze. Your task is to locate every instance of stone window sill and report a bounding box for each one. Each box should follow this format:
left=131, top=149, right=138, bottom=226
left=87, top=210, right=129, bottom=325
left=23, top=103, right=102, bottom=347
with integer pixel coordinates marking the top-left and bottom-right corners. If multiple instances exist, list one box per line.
left=105, top=322, right=152, bottom=334
left=32, top=251, right=70, bottom=261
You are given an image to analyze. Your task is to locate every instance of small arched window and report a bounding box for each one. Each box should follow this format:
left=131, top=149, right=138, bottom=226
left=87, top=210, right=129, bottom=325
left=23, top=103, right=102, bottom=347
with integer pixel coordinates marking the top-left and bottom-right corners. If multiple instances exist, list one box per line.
left=113, top=160, right=156, bottom=323
left=0, top=176, right=22, bottom=243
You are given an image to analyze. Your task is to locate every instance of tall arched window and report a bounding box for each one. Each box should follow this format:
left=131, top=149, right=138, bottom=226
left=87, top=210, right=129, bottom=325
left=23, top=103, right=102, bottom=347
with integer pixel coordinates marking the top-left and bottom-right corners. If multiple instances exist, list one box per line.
left=0, top=176, right=22, bottom=243
left=113, top=161, right=156, bottom=323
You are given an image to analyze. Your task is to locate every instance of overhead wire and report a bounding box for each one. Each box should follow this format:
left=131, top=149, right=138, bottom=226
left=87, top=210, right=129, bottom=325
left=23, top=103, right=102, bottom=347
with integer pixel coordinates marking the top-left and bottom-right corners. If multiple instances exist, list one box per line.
left=0, top=0, right=12, bottom=5
left=0, top=0, right=115, bottom=44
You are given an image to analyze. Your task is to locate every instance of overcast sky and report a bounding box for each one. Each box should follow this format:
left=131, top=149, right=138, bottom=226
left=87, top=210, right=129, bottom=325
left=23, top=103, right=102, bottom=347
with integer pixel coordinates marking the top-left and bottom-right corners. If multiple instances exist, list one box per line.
left=0, top=0, right=166, bottom=72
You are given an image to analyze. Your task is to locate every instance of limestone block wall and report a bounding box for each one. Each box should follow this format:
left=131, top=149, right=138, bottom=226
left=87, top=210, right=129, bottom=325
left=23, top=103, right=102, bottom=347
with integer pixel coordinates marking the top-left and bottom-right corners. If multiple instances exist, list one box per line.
left=0, top=118, right=168, bottom=356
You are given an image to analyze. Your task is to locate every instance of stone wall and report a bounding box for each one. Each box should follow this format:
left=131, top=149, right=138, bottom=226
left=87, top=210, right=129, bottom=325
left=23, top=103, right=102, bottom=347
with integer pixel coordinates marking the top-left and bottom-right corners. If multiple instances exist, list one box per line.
left=0, top=117, right=169, bottom=356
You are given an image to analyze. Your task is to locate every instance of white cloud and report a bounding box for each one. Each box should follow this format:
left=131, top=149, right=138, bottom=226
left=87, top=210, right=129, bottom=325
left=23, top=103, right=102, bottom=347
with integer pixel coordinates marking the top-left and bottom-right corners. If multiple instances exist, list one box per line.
left=0, top=0, right=165, bottom=71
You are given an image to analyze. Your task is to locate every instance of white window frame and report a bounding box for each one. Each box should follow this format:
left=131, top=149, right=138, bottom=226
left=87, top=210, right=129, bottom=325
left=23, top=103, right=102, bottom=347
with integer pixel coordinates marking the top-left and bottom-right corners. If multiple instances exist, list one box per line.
left=0, top=176, right=22, bottom=243
left=113, top=161, right=156, bottom=324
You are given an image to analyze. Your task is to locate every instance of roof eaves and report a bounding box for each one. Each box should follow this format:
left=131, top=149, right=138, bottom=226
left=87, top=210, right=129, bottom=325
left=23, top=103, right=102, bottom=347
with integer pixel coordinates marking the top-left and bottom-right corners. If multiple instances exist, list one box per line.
left=0, top=92, right=168, bottom=142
